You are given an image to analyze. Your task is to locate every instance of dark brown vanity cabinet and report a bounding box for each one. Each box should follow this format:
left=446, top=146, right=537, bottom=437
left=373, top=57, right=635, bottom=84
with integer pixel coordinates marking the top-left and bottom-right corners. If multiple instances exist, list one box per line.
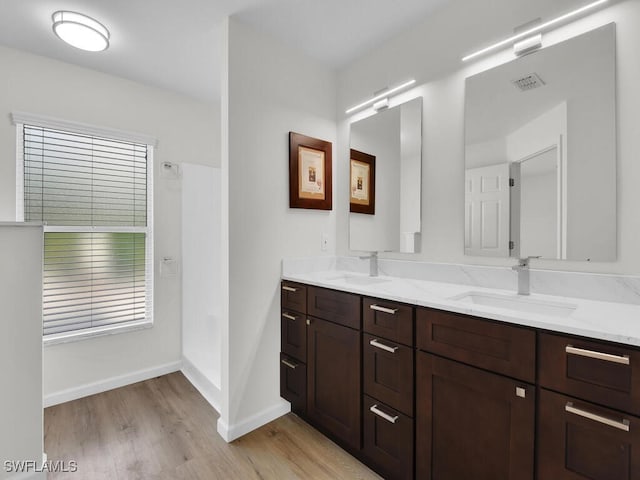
left=280, top=283, right=363, bottom=452
left=280, top=282, right=308, bottom=415
left=306, top=287, right=361, bottom=450
left=537, top=333, right=640, bottom=479
left=415, top=307, right=536, bottom=480
left=362, top=298, right=415, bottom=480
left=281, top=280, right=640, bottom=480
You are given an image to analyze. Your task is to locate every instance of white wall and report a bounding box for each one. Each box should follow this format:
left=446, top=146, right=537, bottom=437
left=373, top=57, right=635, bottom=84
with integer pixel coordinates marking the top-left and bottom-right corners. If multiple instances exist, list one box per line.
left=0, top=224, right=42, bottom=480
left=0, top=45, right=219, bottom=402
left=219, top=18, right=336, bottom=440
left=182, top=163, right=221, bottom=409
left=505, top=103, right=567, bottom=164
left=337, top=0, right=640, bottom=274
left=466, top=137, right=507, bottom=169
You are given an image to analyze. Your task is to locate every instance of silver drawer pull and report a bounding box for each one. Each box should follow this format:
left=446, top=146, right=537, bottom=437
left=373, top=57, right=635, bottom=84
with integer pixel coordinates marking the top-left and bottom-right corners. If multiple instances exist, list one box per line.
left=281, top=359, right=298, bottom=370
left=370, top=405, right=398, bottom=424
left=370, top=304, right=398, bottom=315
left=282, top=286, right=298, bottom=292
left=566, top=345, right=630, bottom=365
left=369, top=339, right=398, bottom=353
left=565, top=402, right=630, bottom=432
left=282, top=313, right=297, bottom=321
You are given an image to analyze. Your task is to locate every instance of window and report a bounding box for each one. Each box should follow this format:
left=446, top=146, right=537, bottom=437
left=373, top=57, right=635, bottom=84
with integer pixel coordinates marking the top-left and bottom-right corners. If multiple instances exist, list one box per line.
left=14, top=114, right=154, bottom=343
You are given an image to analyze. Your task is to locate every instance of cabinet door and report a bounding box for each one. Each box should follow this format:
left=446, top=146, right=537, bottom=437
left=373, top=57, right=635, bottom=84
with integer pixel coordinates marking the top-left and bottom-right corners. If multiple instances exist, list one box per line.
left=280, top=353, right=306, bottom=415
left=281, top=310, right=306, bottom=362
left=363, top=297, right=414, bottom=347
left=281, top=282, right=307, bottom=313
left=363, top=395, right=414, bottom=480
left=416, top=307, right=536, bottom=383
left=538, top=388, right=640, bottom=480
left=307, top=316, right=361, bottom=450
left=307, top=286, right=361, bottom=329
left=539, top=332, right=640, bottom=416
left=416, top=352, right=535, bottom=480
left=363, top=333, right=414, bottom=417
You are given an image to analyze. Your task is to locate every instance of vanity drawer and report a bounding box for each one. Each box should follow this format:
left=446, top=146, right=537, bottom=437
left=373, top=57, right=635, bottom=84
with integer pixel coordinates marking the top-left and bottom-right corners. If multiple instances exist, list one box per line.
left=363, top=297, right=414, bottom=347
left=281, top=310, right=306, bottom=362
left=307, top=286, right=361, bottom=330
left=363, top=333, right=414, bottom=417
left=363, top=395, right=414, bottom=480
left=538, top=388, right=640, bottom=480
left=539, top=332, right=640, bottom=415
left=281, top=281, right=307, bottom=313
left=280, top=353, right=306, bottom=415
left=416, top=307, right=536, bottom=383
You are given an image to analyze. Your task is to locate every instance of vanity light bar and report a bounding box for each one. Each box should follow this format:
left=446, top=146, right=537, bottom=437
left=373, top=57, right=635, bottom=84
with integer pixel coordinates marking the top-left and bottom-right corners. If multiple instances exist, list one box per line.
left=461, top=0, right=608, bottom=62
left=345, top=79, right=416, bottom=114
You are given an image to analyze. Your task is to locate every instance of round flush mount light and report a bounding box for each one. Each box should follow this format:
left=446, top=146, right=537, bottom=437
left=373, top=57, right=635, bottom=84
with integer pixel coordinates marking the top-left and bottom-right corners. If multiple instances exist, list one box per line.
left=52, top=11, right=110, bottom=52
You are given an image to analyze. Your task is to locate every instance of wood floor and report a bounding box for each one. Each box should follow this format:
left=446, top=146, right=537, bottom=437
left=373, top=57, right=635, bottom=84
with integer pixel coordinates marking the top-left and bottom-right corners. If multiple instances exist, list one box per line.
left=44, top=372, right=382, bottom=479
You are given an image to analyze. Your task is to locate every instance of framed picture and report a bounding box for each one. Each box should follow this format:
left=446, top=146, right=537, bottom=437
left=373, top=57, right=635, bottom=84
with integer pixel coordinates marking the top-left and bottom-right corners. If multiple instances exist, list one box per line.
left=350, top=149, right=375, bottom=214
left=289, top=132, right=332, bottom=210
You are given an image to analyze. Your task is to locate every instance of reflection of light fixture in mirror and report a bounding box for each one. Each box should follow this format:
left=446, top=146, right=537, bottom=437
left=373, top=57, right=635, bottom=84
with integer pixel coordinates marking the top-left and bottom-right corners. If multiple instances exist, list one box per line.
left=345, top=79, right=416, bottom=114
left=461, top=0, right=608, bottom=62
left=512, top=19, right=543, bottom=57
left=372, top=98, right=389, bottom=112
left=52, top=11, right=110, bottom=52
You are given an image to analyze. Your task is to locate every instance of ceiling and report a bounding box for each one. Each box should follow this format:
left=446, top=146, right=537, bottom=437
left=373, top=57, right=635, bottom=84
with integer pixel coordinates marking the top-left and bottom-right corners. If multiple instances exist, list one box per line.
left=0, top=0, right=449, bottom=104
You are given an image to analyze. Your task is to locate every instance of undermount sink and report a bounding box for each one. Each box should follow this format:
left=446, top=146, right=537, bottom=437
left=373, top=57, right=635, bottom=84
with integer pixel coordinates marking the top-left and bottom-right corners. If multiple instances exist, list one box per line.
left=342, top=275, right=390, bottom=286
left=318, top=273, right=390, bottom=286
left=451, top=291, right=577, bottom=317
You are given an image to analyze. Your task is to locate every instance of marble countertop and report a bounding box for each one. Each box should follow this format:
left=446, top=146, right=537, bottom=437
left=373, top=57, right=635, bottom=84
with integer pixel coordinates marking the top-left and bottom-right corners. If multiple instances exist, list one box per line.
left=282, top=269, right=640, bottom=347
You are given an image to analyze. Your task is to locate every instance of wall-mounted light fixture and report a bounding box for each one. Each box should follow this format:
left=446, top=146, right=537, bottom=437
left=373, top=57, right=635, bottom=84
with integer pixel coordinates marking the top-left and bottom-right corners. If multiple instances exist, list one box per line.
left=345, top=79, right=416, bottom=115
left=461, top=0, right=608, bottom=62
left=52, top=11, right=110, bottom=52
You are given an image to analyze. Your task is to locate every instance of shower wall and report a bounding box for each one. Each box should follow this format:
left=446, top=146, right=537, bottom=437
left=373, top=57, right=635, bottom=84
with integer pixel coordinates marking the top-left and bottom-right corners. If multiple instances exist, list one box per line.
left=181, top=163, right=221, bottom=409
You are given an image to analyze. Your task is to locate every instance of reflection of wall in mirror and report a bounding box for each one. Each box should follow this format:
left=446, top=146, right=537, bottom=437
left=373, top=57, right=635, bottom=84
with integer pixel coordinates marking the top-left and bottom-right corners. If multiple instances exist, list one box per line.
left=350, top=108, right=401, bottom=252
left=518, top=147, right=559, bottom=259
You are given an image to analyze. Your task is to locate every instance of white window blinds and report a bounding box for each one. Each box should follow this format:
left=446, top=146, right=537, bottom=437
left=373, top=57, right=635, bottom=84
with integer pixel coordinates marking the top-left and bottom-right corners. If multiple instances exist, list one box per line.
left=23, top=125, right=147, bottom=226
left=21, top=124, right=153, bottom=338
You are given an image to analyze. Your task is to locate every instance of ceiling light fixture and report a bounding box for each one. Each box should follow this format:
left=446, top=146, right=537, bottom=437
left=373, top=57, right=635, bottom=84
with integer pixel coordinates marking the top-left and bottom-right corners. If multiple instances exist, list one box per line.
left=345, top=79, right=416, bottom=115
left=461, top=0, right=608, bottom=62
left=52, top=11, right=110, bottom=52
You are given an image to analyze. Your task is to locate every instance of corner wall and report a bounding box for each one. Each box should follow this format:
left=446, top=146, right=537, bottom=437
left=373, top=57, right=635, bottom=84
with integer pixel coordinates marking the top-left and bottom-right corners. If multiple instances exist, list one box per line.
left=219, top=18, right=336, bottom=440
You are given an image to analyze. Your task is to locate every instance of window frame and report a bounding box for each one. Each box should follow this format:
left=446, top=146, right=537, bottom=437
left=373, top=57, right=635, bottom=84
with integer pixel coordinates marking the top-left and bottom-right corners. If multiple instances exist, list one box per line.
left=13, top=112, right=155, bottom=345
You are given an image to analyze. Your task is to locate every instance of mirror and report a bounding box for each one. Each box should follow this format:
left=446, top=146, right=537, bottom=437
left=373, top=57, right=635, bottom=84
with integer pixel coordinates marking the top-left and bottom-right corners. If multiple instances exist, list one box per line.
left=349, top=97, right=422, bottom=253
left=464, top=23, right=616, bottom=261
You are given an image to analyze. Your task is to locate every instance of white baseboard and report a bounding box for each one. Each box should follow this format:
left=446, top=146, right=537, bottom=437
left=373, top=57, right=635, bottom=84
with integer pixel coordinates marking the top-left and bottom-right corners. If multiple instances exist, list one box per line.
left=43, top=361, right=183, bottom=408
left=180, top=356, right=221, bottom=413
left=217, top=400, right=291, bottom=442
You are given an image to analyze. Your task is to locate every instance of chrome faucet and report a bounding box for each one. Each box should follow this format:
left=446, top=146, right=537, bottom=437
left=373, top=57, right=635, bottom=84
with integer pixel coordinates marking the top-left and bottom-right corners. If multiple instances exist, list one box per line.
left=360, top=252, right=379, bottom=277
left=512, top=256, right=540, bottom=295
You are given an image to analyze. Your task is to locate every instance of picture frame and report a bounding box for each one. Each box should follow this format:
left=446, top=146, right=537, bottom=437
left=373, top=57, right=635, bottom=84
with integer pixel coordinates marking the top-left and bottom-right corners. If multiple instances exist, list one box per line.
left=289, top=132, right=332, bottom=210
left=350, top=149, right=375, bottom=215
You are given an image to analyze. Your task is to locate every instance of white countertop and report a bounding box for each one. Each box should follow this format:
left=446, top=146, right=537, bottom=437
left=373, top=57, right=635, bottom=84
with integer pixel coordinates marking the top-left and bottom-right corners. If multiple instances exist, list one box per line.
left=282, top=269, right=640, bottom=347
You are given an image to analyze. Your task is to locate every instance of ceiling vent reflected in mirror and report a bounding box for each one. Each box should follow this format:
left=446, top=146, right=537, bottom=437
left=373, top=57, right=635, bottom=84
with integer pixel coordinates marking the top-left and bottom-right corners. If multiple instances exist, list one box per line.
left=512, top=73, right=546, bottom=92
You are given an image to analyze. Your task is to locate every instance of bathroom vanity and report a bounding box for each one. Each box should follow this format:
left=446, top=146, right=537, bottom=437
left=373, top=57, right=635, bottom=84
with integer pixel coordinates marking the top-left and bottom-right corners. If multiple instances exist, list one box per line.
left=280, top=266, right=640, bottom=480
